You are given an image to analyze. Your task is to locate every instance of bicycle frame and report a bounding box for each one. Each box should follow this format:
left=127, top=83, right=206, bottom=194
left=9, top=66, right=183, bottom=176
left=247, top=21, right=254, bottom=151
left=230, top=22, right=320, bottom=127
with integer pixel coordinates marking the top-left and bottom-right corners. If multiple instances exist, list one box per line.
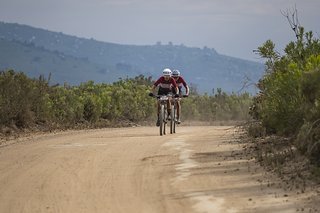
left=156, top=95, right=170, bottom=136
left=171, top=95, right=188, bottom=133
left=150, top=94, right=187, bottom=136
left=171, top=97, right=180, bottom=134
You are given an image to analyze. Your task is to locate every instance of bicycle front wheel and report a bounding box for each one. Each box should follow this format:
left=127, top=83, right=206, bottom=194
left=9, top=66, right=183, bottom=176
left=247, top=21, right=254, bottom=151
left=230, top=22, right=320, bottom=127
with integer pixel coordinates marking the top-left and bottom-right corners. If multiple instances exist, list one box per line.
left=170, top=105, right=175, bottom=134
left=160, top=104, right=164, bottom=136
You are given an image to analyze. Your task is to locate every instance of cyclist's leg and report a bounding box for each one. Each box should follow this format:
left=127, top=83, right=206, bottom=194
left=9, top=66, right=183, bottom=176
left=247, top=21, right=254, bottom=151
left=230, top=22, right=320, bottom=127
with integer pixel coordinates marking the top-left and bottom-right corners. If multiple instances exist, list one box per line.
left=161, top=89, right=171, bottom=115
left=176, top=100, right=181, bottom=123
left=177, top=100, right=181, bottom=118
left=167, top=97, right=171, bottom=112
left=168, top=87, right=178, bottom=117
left=157, top=101, right=160, bottom=117
left=177, top=88, right=182, bottom=123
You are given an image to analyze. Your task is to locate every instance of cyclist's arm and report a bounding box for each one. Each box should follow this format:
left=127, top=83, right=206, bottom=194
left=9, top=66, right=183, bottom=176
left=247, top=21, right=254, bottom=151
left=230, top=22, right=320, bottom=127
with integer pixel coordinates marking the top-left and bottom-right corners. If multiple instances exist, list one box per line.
left=171, top=78, right=179, bottom=94
left=180, top=77, right=189, bottom=95
left=175, top=87, right=179, bottom=95
left=185, top=85, right=190, bottom=95
left=151, top=85, right=157, bottom=94
left=151, top=77, right=163, bottom=94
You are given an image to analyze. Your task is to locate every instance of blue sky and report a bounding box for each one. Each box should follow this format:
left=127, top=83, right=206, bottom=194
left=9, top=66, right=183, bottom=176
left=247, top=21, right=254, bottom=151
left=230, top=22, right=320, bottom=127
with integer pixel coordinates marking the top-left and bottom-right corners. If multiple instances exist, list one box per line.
left=0, top=0, right=319, bottom=61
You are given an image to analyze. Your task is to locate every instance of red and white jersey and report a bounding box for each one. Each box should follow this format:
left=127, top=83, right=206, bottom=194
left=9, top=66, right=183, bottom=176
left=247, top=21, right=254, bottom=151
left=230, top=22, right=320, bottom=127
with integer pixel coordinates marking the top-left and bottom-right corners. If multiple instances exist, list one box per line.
left=174, top=76, right=188, bottom=88
left=154, top=76, right=177, bottom=89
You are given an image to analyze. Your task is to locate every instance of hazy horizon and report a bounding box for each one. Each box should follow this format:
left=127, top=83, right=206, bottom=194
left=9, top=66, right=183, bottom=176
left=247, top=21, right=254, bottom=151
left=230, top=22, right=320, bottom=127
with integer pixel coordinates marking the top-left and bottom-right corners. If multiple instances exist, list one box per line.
left=0, top=0, right=319, bottom=62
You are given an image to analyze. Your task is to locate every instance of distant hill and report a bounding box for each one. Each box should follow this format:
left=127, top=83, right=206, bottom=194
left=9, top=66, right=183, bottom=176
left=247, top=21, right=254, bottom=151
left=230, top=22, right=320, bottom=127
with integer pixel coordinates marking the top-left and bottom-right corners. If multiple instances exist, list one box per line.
left=0, top=39, right=130, bottom=84
left=0, top=22, right=264, bottom=93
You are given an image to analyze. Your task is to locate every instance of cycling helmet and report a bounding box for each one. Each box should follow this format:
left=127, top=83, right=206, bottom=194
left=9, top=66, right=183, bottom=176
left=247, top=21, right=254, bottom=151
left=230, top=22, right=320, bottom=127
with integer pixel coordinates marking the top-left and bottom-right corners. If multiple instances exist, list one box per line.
left=172, top=69, right=180, bottom=77
left=162, top=68, right=172, bottom=77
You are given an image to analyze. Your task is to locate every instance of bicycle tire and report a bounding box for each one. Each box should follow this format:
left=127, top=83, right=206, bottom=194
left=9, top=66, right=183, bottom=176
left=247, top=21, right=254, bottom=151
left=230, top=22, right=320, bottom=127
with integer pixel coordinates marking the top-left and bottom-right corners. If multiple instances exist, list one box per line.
left=160, top=105, right=164, bottom=136
left=170, top=104, right=174, bottom=134
left=163, top=106, right=167, bottom=135
left=173, top=103, right=176, bottom=133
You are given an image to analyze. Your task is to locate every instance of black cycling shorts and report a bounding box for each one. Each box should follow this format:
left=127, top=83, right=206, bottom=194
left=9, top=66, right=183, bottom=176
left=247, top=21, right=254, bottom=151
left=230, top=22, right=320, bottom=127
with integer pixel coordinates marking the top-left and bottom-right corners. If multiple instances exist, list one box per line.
left=158, top=87, right=172, bottom=96
left=171, top=86, right=182, bottom=95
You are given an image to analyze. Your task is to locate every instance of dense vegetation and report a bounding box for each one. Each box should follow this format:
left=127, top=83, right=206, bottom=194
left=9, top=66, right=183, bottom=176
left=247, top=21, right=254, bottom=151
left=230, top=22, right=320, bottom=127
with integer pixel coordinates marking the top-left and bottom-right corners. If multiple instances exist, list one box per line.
left=0, top=70, right=252, bottom=134
left=250, top=25, right=320, bottom=165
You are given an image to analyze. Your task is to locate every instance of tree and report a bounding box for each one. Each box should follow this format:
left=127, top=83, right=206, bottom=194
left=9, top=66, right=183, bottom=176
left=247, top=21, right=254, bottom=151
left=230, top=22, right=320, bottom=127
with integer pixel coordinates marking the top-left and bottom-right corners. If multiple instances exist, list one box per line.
left=251, top=8, right=320, bottom=163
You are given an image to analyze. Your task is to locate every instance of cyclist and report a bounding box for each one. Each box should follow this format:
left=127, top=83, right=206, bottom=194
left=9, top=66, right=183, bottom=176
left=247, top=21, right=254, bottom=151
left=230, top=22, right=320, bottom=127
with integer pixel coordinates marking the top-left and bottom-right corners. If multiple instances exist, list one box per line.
left=172, top=69, right=189, bottom=124
left=149, top=68, right=179, bottom=126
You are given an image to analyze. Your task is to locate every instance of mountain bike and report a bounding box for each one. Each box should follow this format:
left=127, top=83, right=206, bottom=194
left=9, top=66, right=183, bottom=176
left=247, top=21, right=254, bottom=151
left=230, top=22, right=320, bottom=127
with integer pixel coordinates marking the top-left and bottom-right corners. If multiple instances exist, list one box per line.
left=149, top=94, right=172, bottom=136
left=170, top=95, right=188, bottom=134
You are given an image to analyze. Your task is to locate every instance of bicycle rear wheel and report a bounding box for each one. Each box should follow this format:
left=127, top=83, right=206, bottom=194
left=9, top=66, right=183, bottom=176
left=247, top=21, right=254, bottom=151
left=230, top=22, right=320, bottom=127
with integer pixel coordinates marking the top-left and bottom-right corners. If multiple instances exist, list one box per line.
left=173, top=103, right=176, bottom=133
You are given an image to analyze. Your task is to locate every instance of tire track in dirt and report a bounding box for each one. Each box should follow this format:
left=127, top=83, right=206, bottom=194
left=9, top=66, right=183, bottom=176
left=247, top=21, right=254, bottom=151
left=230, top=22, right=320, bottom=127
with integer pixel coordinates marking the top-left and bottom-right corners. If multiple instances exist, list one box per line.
left=163, top=134, right=237, bottom=213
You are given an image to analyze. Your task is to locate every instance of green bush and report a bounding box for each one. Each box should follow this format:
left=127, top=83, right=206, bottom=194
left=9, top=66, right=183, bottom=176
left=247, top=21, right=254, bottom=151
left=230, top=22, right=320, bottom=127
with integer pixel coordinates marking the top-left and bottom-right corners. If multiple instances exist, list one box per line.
left=0, top=70, right=36, bottom=127
left=251, top=26, right=320, bottom=164
left=0, top=71, right=253, bottom=131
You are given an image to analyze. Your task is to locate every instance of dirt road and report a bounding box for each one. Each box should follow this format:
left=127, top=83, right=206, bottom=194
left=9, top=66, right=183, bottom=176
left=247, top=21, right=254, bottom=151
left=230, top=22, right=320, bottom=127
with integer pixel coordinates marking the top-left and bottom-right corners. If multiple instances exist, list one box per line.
left=0, top=126, right=317, bottom=212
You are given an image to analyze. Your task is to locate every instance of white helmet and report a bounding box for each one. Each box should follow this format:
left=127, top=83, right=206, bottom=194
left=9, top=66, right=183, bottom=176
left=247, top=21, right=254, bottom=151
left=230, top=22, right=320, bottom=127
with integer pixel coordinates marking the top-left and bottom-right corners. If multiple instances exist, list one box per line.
left=162, top=68, right=172, bottom=77
left=172, top=69, right=180, bottom=77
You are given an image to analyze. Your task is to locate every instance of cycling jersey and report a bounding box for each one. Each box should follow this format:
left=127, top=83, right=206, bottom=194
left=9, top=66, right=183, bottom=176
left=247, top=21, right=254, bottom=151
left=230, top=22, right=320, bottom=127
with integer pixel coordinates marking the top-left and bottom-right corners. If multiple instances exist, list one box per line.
left=154, top=76, right=177, bottom=90
left=154, top=76, right=178, bottom=95
left=172, top=76, right=188, bottom=94
left=174, top=76, right=188, bottom=89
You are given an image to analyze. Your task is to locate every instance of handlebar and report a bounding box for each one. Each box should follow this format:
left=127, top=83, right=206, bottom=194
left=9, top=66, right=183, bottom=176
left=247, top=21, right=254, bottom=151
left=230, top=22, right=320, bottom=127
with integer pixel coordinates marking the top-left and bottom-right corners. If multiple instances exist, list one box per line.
left=149, top=93, right=188, bottom=99
left=171, top=94, right=189, bottom=99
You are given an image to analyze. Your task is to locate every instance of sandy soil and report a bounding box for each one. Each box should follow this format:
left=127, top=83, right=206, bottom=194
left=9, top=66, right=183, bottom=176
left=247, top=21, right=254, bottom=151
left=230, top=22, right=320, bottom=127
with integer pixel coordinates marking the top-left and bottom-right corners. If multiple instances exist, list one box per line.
left=0, top=126, right=318, bottom=213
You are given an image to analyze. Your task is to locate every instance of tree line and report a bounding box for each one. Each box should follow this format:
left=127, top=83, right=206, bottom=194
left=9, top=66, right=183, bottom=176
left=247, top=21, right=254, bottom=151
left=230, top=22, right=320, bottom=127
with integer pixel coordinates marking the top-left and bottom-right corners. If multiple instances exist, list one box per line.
left=0, top=71, right=252, bottom=133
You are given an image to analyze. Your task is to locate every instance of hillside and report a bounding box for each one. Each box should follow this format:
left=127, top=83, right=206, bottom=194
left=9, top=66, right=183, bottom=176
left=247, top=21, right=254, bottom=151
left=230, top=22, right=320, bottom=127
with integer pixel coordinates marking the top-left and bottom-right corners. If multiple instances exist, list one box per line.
left=0, top=22, right=264, bottom=93
left=0, top=39, right=130, bottom=84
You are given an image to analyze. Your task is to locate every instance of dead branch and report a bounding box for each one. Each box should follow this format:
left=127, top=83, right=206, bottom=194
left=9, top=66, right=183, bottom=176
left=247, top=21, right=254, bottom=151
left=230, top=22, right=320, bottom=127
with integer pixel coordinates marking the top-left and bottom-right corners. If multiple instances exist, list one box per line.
left=281, top=5, right=301, bottom=39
